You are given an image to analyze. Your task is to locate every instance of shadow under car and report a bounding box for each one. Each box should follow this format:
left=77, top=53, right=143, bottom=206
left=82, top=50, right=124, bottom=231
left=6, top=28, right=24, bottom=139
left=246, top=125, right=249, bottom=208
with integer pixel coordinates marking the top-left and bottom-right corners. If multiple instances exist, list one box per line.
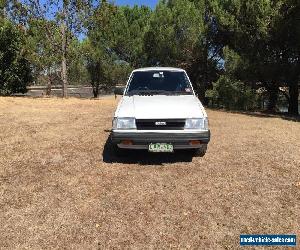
left=102, top=134, right=194, bottom=165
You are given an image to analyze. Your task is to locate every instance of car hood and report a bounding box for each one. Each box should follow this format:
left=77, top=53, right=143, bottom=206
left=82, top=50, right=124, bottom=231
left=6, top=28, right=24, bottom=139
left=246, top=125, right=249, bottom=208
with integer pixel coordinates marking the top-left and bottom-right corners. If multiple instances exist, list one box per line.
left=115, top=95, right=206, bottom=119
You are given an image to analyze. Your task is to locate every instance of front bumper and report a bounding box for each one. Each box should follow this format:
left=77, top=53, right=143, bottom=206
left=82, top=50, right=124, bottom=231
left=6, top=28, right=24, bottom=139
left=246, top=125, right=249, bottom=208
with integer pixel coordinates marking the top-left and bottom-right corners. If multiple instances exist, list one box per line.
left=111, top=130, right=210, bottom=149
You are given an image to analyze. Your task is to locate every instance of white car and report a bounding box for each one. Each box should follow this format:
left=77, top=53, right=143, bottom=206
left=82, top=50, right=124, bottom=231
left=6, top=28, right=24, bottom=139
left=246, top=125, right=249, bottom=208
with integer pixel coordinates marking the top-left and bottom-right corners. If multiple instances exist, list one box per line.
left=111, top=67, right=210, bottom=157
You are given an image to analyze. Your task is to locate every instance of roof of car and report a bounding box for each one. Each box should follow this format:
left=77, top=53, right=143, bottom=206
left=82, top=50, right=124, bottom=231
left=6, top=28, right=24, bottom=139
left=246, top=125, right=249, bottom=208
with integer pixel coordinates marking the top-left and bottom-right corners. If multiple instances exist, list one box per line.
left=132, top=67, right=185, bottom=72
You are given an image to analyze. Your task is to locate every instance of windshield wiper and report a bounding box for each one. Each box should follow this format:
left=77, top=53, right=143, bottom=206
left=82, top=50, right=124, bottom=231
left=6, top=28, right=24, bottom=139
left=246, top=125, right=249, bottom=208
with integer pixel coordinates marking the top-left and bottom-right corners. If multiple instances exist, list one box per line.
left=168, top=91, right=192, bottom=95
left=127, top=90, right=192, bottom=96
left=127, top=90, right=170, bottom=96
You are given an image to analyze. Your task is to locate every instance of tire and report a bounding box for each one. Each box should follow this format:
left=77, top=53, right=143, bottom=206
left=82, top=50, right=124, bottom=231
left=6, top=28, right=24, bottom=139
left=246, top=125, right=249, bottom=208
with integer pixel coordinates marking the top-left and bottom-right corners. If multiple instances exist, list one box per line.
left=192, top=144, right=207, bottom=157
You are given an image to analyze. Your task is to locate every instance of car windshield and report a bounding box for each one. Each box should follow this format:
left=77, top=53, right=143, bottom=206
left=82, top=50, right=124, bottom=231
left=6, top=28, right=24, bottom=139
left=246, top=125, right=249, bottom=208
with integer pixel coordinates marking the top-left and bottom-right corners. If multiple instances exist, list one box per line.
left=126, top=71, right=193, bottom=96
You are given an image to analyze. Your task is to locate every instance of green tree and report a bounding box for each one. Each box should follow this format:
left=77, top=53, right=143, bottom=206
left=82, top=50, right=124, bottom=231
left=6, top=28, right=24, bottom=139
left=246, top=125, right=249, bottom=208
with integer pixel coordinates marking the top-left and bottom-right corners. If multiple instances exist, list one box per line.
left=89, top=1, right=151, bottom=68
left=144, top=0, right=223, bottom=103
left=20, top=0, right=92, bottom=97
left=120, top=5, right=152, bottom=67
left=144, top=0, right=202, bottom=67
left=83, top=39, right=109, bottom=98
left=26, top=18, right=61, bottom=92
left=215, top=0, right=299, bottom=114
left=0, top=18, right=32, bottom=95
left=213, top=0, right=280, bottom=111
left=208, top=75, right=258, bottom=110
left=68, top=39, right=89, bottom=86
left=272, top=0, right=300, bottom=115
left=83, top=38, right=132, bottom=98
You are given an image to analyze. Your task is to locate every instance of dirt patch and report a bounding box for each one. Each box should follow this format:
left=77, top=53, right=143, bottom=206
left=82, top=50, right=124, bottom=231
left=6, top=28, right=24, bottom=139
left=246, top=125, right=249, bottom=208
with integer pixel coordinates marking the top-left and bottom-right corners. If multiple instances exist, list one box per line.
left=1, top=97, right=299, bottom=249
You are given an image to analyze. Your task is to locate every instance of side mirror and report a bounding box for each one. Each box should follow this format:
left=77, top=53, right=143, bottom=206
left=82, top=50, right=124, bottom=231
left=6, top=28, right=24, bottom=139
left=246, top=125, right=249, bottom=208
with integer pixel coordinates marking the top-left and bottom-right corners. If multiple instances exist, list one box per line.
left=114, top=86, right=125, bottom=96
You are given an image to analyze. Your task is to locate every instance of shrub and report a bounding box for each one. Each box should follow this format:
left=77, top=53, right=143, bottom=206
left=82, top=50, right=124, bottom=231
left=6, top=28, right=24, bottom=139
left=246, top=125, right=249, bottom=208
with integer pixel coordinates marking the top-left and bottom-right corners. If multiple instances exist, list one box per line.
left=207, top=76, right=259, bottom=110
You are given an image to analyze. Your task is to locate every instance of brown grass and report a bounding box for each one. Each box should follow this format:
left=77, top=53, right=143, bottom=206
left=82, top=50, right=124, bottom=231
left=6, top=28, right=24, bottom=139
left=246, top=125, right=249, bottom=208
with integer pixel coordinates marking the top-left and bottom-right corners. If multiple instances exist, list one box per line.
left=0, top=96, right=299, bottom=249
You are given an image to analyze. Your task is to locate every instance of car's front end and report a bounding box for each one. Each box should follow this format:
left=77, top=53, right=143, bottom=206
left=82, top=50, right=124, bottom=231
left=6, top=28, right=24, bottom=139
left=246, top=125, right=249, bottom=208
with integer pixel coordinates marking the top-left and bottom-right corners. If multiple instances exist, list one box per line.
left=111, top=117, right=210, bottom=152
left=111, top=67, right=210, bottom=156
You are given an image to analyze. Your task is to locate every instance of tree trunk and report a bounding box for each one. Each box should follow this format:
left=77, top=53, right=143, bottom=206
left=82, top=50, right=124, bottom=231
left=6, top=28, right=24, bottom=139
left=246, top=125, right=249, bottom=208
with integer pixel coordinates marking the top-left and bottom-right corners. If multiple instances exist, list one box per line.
left=46, top=76, right=52, bottom=96
left=266, top=85, right=278, bottom=112
left=61, top=51, right=67, bottom=98
left=92, top=83, right=99, bottom=98
left=288, top=81, right=299, bottom=115
left=197, top=83, right=206, bottom=104
left=60, top=1, right=68, bottom=98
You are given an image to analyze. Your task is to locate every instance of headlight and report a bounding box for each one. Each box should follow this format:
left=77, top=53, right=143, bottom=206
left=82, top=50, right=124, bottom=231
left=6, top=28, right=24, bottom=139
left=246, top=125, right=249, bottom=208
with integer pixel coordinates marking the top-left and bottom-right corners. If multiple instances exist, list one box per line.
left=112, top=117, right=136, bottom=130
left=184, top=118, right=209, bottom=130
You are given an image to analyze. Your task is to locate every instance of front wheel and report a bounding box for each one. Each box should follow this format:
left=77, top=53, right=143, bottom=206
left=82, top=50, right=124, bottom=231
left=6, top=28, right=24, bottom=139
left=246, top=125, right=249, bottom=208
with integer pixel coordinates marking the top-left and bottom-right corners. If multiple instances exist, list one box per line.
left=192, top=144, right=207, bottom=157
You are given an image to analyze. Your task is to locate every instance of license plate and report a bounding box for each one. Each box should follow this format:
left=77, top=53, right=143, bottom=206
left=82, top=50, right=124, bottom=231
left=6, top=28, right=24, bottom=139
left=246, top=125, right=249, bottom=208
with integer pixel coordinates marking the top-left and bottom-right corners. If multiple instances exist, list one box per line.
left=148, top=143, right=173, bottom=152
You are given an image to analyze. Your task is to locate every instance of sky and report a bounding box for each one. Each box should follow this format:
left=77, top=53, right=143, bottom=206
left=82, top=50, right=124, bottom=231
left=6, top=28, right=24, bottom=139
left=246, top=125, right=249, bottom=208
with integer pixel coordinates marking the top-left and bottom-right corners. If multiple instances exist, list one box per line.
left=114, top=0, right=158, bottom=8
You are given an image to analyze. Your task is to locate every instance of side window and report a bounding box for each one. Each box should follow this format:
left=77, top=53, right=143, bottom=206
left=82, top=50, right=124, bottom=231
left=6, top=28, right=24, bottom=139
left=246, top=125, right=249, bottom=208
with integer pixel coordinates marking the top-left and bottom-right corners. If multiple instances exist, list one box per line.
left=183, top=73, right=193, bottom=93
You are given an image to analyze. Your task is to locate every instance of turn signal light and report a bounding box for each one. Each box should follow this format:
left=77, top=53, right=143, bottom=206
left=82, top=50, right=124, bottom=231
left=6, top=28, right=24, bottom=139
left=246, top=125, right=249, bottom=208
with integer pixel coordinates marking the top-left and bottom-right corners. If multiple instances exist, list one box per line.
left=189, top=140, right=201, bottom=145
left=121, top=140, right=133, bottom=145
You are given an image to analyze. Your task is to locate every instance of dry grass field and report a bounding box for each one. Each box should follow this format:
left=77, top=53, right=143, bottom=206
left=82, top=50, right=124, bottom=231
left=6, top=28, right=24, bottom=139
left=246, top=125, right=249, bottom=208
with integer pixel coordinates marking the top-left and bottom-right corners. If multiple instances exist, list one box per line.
left=0, top=97, right=300, bottom=249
